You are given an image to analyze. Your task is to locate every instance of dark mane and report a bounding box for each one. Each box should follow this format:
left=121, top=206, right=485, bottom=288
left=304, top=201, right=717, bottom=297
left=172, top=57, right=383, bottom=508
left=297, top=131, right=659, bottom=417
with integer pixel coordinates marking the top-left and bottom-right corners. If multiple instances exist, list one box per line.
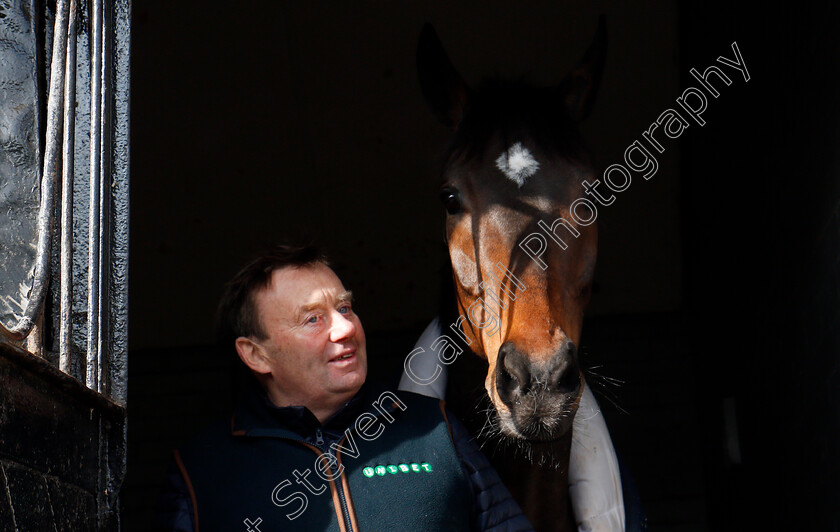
left=442, top=79, right=590, bottom=170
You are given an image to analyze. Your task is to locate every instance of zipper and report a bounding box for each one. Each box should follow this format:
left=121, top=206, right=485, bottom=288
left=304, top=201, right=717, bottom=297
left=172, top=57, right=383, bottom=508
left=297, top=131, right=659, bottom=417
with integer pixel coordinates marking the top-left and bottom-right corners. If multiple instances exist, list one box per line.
left=335, top=474, right=354, bottom=532
left=312, top=430, right=354, bottom=532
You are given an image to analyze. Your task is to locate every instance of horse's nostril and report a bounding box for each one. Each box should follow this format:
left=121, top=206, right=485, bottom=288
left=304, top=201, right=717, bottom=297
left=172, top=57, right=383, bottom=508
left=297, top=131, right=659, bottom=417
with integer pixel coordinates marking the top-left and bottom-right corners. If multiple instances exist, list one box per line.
left=501, top=346, right=530, bottom=389
left=555, top=367, right=581, bottom=395
left=496, top=343, right=531, bottom=404
left=496, top=350, right=513, bottom=387
left=547, top=343, right=580, bottom=395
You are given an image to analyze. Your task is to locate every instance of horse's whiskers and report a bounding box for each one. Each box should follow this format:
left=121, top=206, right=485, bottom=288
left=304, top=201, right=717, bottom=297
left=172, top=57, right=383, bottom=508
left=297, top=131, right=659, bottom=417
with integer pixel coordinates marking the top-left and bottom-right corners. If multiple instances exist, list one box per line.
left=584, top=365, right=625, bottom=388
left=582, top=364, right=628, bottom=415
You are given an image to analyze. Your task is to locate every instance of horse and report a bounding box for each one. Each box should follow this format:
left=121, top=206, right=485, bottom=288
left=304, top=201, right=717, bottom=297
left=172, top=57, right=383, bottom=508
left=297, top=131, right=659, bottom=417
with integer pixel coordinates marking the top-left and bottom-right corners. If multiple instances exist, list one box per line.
left=417, top=19, right=607, bottom=531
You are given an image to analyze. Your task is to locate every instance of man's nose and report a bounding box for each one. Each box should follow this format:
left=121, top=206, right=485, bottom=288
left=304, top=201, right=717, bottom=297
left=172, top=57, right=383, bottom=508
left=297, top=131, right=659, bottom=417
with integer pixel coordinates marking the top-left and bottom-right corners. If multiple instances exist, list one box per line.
left=330, top=311, right=356, bottom=342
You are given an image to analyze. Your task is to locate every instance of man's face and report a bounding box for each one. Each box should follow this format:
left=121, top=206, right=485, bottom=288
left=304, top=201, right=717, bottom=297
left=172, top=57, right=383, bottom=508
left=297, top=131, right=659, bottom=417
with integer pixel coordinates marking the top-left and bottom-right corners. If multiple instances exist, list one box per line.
left=249, top=263, right=367, bottom=415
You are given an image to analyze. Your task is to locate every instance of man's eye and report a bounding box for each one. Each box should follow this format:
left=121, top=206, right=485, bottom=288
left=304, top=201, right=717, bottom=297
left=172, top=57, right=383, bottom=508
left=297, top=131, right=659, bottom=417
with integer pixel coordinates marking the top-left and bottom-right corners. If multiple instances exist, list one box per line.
left=306, top=315, right=319, bottom=324
left=338, top=305, right=351, bottom=314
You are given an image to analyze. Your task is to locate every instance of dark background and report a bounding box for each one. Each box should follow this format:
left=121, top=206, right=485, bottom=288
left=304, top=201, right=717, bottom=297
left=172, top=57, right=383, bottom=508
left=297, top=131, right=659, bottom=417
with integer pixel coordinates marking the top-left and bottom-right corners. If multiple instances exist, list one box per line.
left=123, top=1, right=840, bottom=530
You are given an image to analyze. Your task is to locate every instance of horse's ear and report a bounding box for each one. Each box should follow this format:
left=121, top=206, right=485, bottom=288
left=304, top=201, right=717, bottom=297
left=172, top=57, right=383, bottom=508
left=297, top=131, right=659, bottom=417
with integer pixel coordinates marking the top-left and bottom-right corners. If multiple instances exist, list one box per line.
left=417, top=24, right=471, bottom=128
left=559, top=15, right=607, bottom=122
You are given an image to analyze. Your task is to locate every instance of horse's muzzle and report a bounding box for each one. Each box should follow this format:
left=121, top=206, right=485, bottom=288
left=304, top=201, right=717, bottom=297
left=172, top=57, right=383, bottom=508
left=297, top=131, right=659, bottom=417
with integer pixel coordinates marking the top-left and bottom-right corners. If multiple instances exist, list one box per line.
left=494, top=340, right=581, bottom=439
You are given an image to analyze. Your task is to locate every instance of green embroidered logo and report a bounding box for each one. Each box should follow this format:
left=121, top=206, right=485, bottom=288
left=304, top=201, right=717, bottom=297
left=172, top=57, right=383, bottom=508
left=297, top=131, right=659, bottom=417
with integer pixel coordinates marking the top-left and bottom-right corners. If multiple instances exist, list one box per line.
left=364, top=462, right=433, bottom=478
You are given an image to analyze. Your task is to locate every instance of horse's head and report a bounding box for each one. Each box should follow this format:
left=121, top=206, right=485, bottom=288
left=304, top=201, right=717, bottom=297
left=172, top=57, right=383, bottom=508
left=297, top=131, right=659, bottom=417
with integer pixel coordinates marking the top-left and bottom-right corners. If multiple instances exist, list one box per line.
left=418, top=21, right=605, bottom=442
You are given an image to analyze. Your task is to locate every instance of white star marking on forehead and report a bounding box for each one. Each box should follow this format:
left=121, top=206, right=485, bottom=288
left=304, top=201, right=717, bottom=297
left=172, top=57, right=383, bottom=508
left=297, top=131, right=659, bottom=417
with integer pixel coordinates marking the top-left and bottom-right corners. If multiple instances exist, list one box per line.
left=495, top=142, right=540, bottom=188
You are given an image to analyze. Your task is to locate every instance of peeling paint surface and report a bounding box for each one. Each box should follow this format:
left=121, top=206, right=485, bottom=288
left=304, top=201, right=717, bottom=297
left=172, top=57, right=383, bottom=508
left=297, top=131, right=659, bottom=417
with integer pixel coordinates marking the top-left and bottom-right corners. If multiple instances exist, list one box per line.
left=0, top=0, right=129, bottom=527
left=0, top=0, right=41, bottom=331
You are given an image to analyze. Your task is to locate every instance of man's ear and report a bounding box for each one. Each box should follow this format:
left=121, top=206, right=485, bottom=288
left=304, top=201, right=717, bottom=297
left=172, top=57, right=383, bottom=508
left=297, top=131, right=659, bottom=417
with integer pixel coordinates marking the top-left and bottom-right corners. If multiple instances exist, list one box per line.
left=235, top=337, right=271, bottom=375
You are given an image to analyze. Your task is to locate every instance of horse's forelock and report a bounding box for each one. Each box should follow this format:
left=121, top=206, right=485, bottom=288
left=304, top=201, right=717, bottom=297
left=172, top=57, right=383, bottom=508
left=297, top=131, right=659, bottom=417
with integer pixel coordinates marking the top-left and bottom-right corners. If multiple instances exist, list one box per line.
left=441, top=79, right=589, bottom=172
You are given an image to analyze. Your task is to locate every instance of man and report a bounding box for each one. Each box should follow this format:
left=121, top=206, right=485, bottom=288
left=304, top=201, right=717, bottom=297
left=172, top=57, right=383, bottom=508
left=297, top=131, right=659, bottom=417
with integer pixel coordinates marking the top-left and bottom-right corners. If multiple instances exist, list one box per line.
left=153, top=245, right=532, bottom=531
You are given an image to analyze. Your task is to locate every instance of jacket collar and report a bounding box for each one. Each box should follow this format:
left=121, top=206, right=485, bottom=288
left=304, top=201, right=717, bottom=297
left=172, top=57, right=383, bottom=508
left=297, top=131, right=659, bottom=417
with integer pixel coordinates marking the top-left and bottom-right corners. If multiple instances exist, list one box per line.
left=231, top=380, right=381, bottom=440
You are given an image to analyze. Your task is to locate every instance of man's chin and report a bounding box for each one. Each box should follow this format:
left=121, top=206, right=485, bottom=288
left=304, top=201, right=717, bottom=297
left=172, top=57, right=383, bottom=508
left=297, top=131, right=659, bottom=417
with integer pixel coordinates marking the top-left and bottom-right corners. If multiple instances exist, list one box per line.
left=330, top=367, right=367, bottom=396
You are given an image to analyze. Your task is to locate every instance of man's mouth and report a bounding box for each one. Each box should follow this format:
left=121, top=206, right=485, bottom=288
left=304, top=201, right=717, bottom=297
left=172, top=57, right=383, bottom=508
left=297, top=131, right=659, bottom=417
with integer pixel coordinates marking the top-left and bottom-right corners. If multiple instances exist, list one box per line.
left=331, top=349, right=356, bottom=362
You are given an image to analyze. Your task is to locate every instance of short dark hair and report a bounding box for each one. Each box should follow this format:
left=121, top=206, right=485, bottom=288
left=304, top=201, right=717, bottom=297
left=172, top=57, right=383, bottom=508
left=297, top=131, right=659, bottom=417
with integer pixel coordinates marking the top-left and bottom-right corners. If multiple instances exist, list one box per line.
left=215, top=244, right=328, bottom=348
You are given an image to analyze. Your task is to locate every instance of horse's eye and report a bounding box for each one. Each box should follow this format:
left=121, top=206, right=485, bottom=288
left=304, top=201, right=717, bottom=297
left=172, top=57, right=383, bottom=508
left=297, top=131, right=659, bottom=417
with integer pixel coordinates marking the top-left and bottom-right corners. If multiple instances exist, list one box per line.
left=439, top=187, right=462, bottom=215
